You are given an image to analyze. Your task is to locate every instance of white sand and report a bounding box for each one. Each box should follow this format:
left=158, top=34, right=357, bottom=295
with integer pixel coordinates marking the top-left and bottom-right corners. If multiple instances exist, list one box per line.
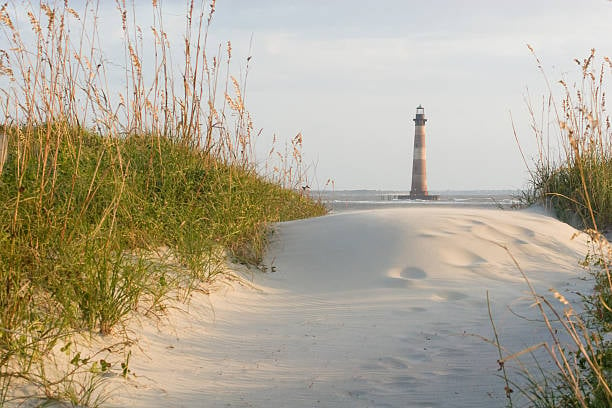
left=105, top=207, right=591, bottom=407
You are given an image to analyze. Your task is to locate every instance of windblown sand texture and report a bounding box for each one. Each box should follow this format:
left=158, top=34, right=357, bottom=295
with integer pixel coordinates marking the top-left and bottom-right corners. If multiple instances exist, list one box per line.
left=107, top=207, right=590, bottom=407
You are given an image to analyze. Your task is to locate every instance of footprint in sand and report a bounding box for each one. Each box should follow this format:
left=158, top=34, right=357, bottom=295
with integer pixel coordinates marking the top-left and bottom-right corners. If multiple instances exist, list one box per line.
left=440, top=248, right=487, bottom=268
left=382, top=266, right=427, bottom=289
left=364, top=356, right=409, bottom=370
left=377, top=356, right=409, bottom=369
left=430, top=290, right=469, bottom=302
left=400, top=266, right=427, bottom=279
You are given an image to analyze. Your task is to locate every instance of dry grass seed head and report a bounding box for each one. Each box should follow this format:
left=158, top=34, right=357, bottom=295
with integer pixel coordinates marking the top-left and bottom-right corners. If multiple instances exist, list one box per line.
left=66, top=7, right=80, bottom=20
left=128, top=44, right=142, bottom=76
left=40, top=3, right=55, bottom=31
left=27, top=12, right=42, bottom=35
left=0, top=5, right=15, bottom=31
left=0, top=49, right=14, bottom=79
left=550, top=289, right=570, bottom=306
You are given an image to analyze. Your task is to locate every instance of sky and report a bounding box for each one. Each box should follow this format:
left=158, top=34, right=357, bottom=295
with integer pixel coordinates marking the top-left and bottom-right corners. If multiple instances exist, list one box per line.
left=5, top=0, right=612, bottom=191
left=203, top=0, right=612, bottom=191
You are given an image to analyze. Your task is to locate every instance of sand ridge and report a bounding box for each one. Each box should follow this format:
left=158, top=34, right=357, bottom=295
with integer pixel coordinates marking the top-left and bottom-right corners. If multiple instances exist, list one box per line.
left=106, top=206, right=591, bottom=407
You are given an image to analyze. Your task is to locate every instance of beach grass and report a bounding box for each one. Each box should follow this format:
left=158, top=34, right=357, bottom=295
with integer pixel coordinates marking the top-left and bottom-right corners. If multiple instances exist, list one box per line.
left=520, top=48, right=611, bottom=231
left=0, top=1, right=325, bottom=404
left=504, top=49, right=612, bottom=407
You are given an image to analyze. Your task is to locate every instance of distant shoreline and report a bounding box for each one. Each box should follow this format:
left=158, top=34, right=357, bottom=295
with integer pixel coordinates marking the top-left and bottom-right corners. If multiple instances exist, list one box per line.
left=313, top=189, right=521, bottom=212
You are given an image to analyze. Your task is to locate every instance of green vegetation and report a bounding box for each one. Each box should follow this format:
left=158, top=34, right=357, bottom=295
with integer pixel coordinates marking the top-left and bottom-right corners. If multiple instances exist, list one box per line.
left=503, top=49, right=612, bottom=407
left=0, top=1, right=325, bottom=405
left=528, top=157, right=611, bottom=231
left=521, top=49, right=611, bottom=231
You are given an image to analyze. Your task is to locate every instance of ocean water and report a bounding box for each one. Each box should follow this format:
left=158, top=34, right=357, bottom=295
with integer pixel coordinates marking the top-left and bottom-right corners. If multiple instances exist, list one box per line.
left=315, top=190, right=522, bottom=212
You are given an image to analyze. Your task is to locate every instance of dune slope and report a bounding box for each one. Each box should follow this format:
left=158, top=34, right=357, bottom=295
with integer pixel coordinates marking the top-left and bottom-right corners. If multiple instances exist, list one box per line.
left=107, top=207, right=590, bottom=407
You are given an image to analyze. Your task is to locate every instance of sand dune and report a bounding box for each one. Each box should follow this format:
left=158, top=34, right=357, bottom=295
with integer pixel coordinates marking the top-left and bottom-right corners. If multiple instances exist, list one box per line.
left=107, top=207, right=591, bottom=407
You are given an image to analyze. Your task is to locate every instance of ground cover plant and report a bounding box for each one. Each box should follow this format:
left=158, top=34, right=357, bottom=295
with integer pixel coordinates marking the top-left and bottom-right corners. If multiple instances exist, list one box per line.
left=519, top=48, right=611, bottom=232
left=0, top=1, right=325, bottom=405
left=499, top=49, right=612, bottom=407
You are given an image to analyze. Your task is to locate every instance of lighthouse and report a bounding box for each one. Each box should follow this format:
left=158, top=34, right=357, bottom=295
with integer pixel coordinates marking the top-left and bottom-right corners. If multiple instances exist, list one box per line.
left=409, top=105, right=438, bottom=200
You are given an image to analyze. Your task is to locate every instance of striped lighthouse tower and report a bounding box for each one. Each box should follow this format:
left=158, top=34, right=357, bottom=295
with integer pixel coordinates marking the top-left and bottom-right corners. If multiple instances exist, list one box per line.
left=410, top=105, right=438, bottom=200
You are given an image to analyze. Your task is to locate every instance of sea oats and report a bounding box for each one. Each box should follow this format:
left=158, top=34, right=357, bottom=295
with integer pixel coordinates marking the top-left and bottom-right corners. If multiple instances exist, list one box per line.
left=66, top=7, right=79, bottom=20
left=0, top=5, right=15, bottom=31
left=550, top=289, right=570, bottom=306
left=40, top=3, right=55, bottom=31
left=128, top=44, right=142, bottom=76
left=27, top=12, right=42, bottom=35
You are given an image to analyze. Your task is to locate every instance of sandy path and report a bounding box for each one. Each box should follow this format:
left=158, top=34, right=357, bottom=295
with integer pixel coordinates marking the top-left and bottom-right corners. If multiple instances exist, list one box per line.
left=107, top=207, right=590, bottom=407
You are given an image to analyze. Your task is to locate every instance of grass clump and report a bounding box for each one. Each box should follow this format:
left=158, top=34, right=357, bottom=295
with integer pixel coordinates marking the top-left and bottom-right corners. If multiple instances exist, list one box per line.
left=498, top=49, right=612, bottom=408
left=531, top=157, right=611, bottom=231
left=521, top=49, right=611, bottom=231
left=0, top=0, right=325, bottom=405
left=0, top=125, right=324, bottom=334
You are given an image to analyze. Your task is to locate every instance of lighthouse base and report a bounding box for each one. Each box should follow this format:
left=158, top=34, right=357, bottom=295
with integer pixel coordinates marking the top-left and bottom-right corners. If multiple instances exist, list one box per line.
left=396, top=193, right=439, bottom=201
